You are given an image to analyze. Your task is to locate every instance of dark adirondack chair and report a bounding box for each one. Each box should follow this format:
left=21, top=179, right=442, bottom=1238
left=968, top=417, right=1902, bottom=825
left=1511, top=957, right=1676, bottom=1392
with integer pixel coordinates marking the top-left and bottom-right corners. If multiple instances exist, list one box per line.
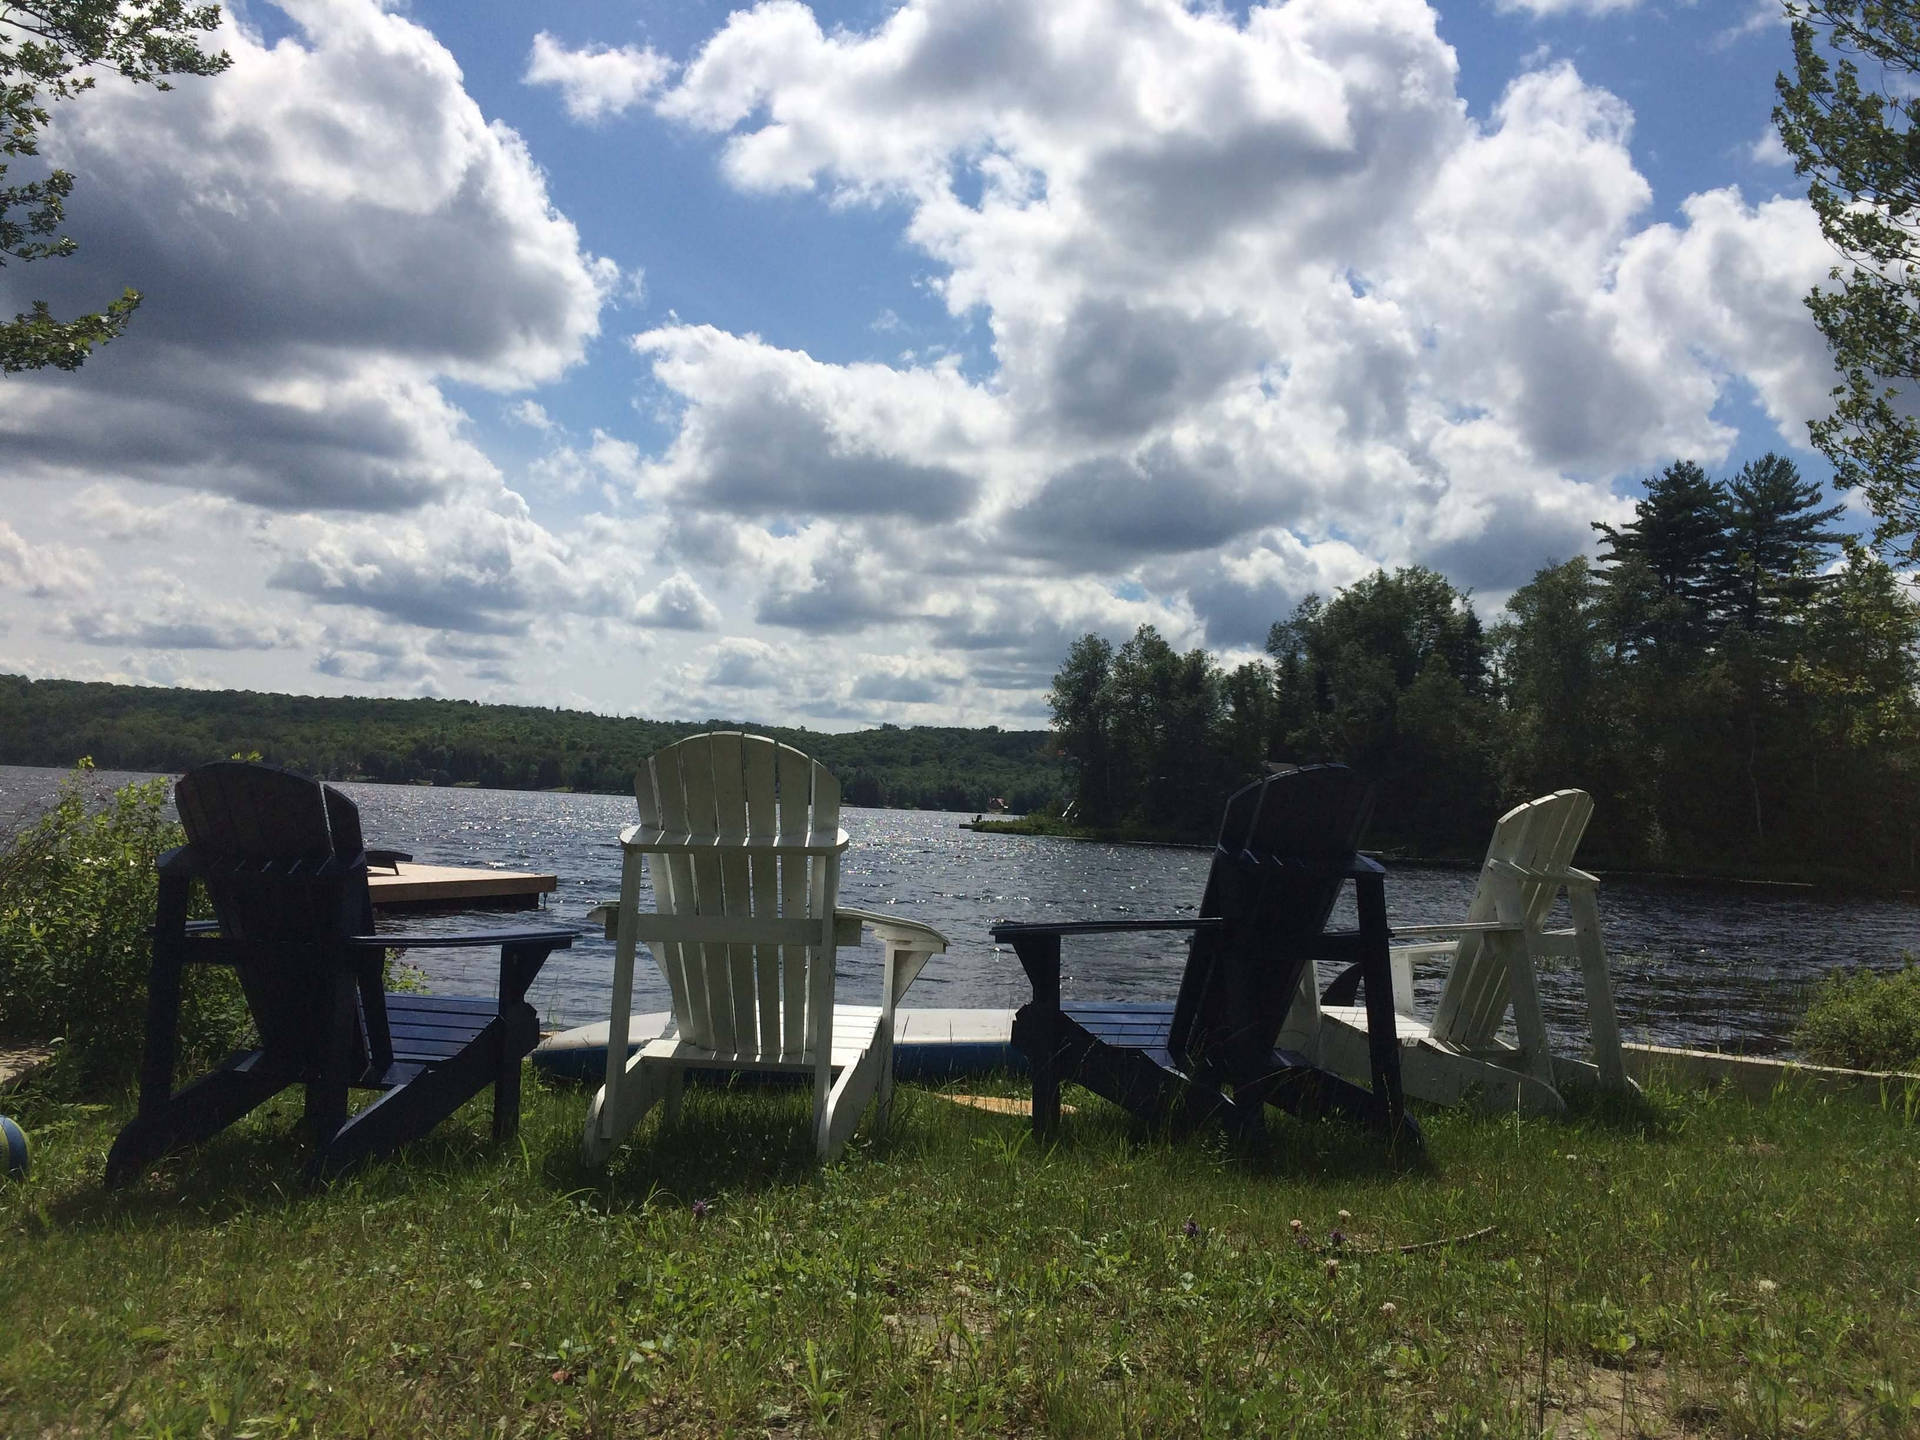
left=991, top=764, right=1418, bottom=1146
left=105, top=762, right=575, bottom=1186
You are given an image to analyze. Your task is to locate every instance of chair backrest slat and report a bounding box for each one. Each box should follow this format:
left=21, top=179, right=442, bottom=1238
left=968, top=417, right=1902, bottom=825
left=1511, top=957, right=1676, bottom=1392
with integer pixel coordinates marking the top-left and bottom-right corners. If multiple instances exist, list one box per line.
left=742, top=735, right=783, bottom=1054
left=706, top=732, right=759, bottom=1051
left=650, top=743, right=708, bottom=1045
left=777, top=740, right=814, bottom=1059
left=633, top=733, right=847, bottom=1060
left=1430, top=789, right=1593, bottom=1046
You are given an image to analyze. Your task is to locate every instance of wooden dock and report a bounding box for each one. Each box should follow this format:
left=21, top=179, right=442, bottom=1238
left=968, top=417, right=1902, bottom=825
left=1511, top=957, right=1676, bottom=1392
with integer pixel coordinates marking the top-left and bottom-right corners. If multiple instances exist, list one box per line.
left=534, top=1012, right=1920, bottom=1102
left=368, top=862, right=556, bottom=911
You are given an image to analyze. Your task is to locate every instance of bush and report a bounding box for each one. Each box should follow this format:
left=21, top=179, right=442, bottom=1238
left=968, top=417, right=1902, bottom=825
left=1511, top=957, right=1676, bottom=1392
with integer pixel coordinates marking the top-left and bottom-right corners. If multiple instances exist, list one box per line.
left=1793, top=959, right=1920, bottom=1073
left=0, top=762, right=249, bottom=1090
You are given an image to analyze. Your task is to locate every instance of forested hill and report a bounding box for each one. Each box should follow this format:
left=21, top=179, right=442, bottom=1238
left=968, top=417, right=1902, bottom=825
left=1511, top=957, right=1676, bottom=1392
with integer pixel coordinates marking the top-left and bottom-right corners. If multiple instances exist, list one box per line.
left=0, top=676, right=1062, bottom=813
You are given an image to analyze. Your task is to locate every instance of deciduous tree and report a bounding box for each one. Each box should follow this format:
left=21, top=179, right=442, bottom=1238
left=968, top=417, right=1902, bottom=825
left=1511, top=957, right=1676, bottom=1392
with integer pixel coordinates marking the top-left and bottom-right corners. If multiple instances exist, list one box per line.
left=1, top=0, right=228, bottom=373
left=1774, top=2, right=1920, bottom=558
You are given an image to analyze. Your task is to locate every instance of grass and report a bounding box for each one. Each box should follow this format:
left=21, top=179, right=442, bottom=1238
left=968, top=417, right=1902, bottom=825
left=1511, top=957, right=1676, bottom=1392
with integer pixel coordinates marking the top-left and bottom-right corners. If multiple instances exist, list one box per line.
left=3, top=1075, right=1919, bottom=1438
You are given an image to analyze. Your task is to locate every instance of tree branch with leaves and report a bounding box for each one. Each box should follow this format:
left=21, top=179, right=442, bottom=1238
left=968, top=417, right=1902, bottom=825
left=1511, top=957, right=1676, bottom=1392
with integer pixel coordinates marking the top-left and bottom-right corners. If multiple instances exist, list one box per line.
left=1774, top=1, right=1920, bottom=560
left=1, top=1, right=227, bottom=374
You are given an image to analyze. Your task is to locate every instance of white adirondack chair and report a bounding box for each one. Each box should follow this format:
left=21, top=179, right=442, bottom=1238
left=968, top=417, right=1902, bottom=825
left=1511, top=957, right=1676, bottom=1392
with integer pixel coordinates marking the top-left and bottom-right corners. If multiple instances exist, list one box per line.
left=581, top=732, right=947, bottom=1164
left=1279, top=789, right=1635, bottom=1115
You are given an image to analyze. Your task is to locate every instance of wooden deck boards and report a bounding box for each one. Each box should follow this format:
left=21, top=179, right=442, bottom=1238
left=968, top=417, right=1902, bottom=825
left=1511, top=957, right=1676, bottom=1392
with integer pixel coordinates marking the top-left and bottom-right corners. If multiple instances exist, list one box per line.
left=368, top=862, right=555, bottom=911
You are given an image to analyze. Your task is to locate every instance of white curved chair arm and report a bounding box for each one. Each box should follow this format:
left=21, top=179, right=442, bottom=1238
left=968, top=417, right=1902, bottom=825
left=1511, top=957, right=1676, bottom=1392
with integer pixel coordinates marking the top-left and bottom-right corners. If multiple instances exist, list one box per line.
left=1485, top=858, right=1600, bottom=889
left=836, top=907, right=948, bottom=1006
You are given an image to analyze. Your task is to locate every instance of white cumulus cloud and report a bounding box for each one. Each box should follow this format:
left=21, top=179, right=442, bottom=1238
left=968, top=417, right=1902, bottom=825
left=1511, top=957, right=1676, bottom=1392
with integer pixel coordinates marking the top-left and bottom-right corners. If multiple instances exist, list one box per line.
left=526, top=31, right=675, bottom=121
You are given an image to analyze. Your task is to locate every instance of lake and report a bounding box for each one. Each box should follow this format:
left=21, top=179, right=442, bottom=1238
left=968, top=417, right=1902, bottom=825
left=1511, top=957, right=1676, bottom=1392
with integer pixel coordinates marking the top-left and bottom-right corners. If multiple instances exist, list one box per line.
left=4, top=763, right=1916, bottom=1055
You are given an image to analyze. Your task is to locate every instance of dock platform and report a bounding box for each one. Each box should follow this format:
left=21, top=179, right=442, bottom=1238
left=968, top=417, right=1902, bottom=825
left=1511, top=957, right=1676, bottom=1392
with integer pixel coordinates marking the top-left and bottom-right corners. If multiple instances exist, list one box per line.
left=369, top=862, right=556, bottom=911
left=533, top=1011, right=1920, bottom=1102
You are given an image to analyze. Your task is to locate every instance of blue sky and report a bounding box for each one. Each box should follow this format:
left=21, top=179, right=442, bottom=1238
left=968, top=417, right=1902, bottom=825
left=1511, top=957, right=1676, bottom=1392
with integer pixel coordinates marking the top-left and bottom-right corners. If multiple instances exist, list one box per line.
left=0, top=0, right=1852, bottom=728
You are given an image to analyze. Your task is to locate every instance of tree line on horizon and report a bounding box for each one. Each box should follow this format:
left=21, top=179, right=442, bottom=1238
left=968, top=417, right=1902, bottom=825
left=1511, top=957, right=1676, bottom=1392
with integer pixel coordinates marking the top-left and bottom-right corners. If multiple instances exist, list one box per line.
left=1049, top=454, right=1920, bottom=882
left=0, top=680, right=1061, bottom=816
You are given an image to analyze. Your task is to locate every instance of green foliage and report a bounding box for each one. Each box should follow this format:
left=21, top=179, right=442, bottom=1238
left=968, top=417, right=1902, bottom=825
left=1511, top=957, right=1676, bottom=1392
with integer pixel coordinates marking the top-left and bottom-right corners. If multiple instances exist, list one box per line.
left=1044, top=455, right=1920, bottom=880
left=0, top=677, right=1063, bottom=814
left=1774, top=3, right=1920, bottom=561
left=1107, top=626, right=1227, bottom=838
left=1268, top=567, right=1497, bottom=854
left=1049, top=632, right=1116, bottom=824
left=0, top=761, right=246, bottom=1086
left=1592, top=459, right=1729, bottom=656
left=1, top=1, right=228, bottom=373
left=1046, top=625, right=1235, bottom=838
left=1721, top=452, right=1848, bottom=632
left=1795, top=959, right=1920, bottom=1072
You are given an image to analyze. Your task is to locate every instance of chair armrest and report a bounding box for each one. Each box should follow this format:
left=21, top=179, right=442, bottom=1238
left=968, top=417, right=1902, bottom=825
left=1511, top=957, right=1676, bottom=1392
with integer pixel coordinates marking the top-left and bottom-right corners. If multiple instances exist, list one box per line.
left=836, top=908, right=947, bottom=954
left=1390, top=920, right=1521, bottom=938
left=1389, top=940, right=1460, bottom=962
left=838, top=908, right=948, bottom=1006
left=155, top=845, right=204, bottom=878
left=346, top=927, right=574, bottom=1007
left=990, top=916, right=1223, bottom=943
left=343, top=927, right=577, bottom=951
left=365, top=849, right=411, bottom=873
left=1485, top=858, right=1598, bottom=889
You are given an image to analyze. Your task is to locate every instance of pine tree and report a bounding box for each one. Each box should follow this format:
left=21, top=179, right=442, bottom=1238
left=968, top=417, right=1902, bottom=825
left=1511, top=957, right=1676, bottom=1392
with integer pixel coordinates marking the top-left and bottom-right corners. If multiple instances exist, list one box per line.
left=1592, top=460, right=1728, bottom=655
left=1718, top=453, right=1847, bottom=631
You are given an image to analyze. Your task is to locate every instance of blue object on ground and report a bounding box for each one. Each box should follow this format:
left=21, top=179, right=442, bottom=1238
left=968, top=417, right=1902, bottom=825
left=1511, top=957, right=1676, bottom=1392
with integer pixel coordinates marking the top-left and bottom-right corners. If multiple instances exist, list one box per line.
left=1, top=1116, right=28, bottom=1181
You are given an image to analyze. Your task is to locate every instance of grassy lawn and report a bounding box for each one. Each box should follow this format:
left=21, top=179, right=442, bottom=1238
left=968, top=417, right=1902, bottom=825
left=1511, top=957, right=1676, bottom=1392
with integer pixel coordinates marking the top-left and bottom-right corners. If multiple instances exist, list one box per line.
left=2, top=1075, right=1917, bottom=1438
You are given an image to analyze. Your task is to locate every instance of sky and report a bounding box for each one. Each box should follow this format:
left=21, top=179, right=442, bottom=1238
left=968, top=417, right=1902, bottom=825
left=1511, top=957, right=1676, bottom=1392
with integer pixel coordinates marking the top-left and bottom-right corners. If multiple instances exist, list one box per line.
left=0, top=0, right=1848, bottom=730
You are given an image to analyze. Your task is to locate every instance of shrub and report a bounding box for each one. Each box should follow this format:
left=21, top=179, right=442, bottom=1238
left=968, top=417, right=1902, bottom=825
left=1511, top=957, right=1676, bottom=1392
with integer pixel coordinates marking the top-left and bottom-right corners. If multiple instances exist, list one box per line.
left=0, top=762, right=249, bottom=1090
left=1793, top=959, right=1920, bottom=1073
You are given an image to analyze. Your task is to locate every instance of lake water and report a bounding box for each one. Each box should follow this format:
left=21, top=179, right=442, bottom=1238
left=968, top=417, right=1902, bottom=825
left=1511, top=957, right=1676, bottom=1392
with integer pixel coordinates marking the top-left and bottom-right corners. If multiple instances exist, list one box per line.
left=5, top=764, right=1917, bottom=1055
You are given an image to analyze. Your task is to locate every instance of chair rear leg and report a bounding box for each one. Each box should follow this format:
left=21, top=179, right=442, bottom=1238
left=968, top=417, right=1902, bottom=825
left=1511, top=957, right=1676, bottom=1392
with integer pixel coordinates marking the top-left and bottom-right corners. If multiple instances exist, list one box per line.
left=661, top=1066, right=684, bottom=1126
left=105, top=1064, right=290, bottom=1188
left=303, top=967, right=361, bottom=1153
left=492, top=998, right=539, bottom=1142
left=581, top=1054, right=666, bottom=1165
left=1355, top=873, right=1414, bottom=1142
left=492, top=1049, right=523, bottom=1142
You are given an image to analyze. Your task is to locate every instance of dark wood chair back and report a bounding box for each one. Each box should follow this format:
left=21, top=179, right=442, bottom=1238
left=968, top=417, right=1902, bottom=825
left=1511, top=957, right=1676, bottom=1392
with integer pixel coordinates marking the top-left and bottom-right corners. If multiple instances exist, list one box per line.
left=172, top=761, right=380, bottom=1068
left=1168, top=763, right=1374, bottom=1081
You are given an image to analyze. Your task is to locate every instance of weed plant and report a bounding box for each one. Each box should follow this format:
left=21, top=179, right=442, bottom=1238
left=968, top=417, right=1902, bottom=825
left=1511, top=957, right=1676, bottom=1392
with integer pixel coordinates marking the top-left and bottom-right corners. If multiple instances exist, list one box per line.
left=0, top=762, right=246, bottom=1087
left=2, top=1073, right=1917, bottom=1437
left=1796, top=960, right=1920, bottom=1074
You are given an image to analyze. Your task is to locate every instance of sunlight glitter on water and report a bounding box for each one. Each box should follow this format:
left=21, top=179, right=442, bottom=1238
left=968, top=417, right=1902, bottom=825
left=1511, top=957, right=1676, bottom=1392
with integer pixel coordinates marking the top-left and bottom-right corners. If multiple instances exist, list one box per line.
left=5, top=765, right=1915, bottom=1052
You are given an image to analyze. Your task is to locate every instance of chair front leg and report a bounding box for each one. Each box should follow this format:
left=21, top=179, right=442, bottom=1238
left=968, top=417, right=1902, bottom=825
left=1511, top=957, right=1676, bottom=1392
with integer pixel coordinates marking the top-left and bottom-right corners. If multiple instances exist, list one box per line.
left=875, top=941, right=908, bottom=1128
left=589, top=851, right=647, bottom=1154
left=1567, top=885, right=1629, bottom=1089
left=1011, top=933, right=1063, bottom=1137
left=304, top=962, right=360, bottom=1151
left=137, top=875, right=194, bottom=1115
left=492, top=939, right=557, bottom=1141
left=1354, top=872, right=1409, bottom=1139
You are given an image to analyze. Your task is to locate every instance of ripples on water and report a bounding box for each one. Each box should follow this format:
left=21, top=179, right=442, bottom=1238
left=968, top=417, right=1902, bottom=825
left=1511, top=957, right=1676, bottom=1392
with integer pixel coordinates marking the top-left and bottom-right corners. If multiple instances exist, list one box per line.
left=5, top=764, right=1916, bottom=1054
